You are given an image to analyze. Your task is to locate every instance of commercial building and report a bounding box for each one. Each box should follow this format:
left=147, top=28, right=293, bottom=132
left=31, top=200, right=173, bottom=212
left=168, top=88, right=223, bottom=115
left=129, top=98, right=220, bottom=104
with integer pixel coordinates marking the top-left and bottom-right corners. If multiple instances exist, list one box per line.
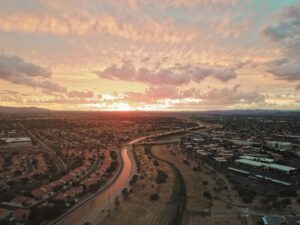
left=235, top=158, right=297, bottom=175
left=266, top=141, right=293, bottom=151
left=0, top=137, right=32, bottom=150
left=261, top=215, right=300, bottom=225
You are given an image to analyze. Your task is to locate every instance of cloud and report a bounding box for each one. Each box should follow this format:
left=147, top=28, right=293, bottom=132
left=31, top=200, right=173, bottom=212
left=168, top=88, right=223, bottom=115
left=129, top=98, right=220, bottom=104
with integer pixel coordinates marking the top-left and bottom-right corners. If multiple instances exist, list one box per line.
left=125, top=86, right=186, bottom=103
left=266, top=58, right=300, bottom=81
left=122, top=85, right=264, bottom=107
left=216, top=14, right=249, bottom=38
left=96, top=61, right=237, bottom=86
left=262, top=4, right=300, bottom=42
left=0, top=4, right=199, bottom=44
left=27, top=97, right=98, bottom=105
left=0, top=54, right=66, bottom=92
left=0, top=54, right=50, bottom=78
left=129, top=0, right=238, bottom=10
left=198, top=86, right=265, bottom=105
left=263, top=4, right=300, bottom=82
left=66, top=90, right=94, bottom=98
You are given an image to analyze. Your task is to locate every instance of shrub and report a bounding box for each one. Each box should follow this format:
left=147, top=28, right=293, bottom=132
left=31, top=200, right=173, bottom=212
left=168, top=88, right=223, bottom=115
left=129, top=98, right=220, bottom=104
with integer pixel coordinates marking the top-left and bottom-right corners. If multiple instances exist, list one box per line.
left=272, top=201, right=281, bottom=209
left=155, top=169, right=168, bottom=184
left=129, top=174, right=139, bottom=186
left=203, top=191, right=212, bottom=200
left=83, top=222, right=91, bottom=225
left=242, top=196, right=253, bottom=204
left=106, top=161, right=119, bottom=174
left=281, top=198, right=291, bottom=205
left=110, top=151, right=117, bottom=160
left=121, top=188, right=129, bottom=198
left=279, top=189, right=297, bottom=197
left=150, top=193, right=160, bottom=201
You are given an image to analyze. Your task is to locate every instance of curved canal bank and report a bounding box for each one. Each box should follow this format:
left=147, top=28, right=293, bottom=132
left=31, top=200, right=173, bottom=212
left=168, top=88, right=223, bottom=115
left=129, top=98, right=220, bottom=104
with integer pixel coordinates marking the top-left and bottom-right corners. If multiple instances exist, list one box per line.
left=51, top=125, right=201, bottom=225
left=52, top=146, right=135, bottom=225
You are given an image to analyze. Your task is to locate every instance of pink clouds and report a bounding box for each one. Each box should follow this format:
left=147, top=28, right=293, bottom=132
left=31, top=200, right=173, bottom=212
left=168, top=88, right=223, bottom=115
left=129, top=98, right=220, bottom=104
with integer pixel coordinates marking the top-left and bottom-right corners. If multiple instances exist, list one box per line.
left=0, top=54, right=66, bottom=93
left=96, top=61, right=237, bottom=86
left=0, top=1, right=299, bottom=111
left=198, top=86, right=265, bottom=105
left=123, top=85, right=265, bottom=107
left=125, top=86, right=185, bottom=103
left=66, top=90, right=94, bottom=98
left=263, top=4, right=300, bottom=82
left=0, top=11, right=199, bottom=44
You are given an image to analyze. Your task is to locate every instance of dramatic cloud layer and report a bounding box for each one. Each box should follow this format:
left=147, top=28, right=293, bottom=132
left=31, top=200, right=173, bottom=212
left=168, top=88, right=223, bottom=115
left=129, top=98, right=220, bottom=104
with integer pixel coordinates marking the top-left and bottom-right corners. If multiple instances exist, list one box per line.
left=0, top=1, right=199, bottom=44
left=122, top=85, right=265, bottom=106
left=264, top=4, right=300, bottom=81
left=0, top=1, right=299, bottom=110
left=0, top=54, right=66, bottom=92
left=96, top=61, right=237, bottom=86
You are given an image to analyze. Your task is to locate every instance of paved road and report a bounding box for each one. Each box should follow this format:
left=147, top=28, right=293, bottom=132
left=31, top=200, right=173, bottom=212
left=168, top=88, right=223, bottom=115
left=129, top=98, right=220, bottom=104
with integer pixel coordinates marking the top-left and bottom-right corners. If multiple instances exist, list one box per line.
left=25, top=156, right=33, bottom=173
left=53, top=146, right=136, bottom=225
left=17, top=122, right=67, bottom=173
left=50, top=124, right=203, bottom=225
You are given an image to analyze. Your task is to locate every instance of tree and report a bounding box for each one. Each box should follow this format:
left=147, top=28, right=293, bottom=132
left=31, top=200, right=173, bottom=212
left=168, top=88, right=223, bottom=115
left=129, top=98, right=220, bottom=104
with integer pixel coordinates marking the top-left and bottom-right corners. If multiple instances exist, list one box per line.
left=129, top=174, right=138, bottom=186
left=121, top=188, right=129, bottom=198
left=155, top=169, right=168, bottom=184
left=281, top=198, right=291, bottom=205
left=150, top=193, right=160, bottom=201
left=203, top=191, right=212, bottom=200
left=83, top=222, right=91, bottom=225
left=110, top=151, right=117, bottom=160
left=114, top=197, right=120, bottom=208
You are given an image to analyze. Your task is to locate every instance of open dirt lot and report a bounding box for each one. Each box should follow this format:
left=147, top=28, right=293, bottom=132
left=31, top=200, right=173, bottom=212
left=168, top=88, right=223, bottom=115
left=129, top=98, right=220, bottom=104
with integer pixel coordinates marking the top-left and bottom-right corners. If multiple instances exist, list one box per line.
left=151, top=144, right=249, bottom=225
left=97, top=145, right=177, bottom=225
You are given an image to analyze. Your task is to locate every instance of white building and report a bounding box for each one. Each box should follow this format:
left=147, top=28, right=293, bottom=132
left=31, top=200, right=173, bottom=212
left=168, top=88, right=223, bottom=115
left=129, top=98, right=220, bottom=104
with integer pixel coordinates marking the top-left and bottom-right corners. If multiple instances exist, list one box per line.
left=266, top=141, right=293, bottom=151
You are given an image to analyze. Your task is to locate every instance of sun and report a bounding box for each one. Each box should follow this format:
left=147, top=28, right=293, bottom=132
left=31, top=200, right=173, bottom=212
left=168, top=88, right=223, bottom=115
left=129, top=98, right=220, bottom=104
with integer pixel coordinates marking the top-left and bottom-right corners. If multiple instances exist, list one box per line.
left=110, top=102, right=134, bottom=111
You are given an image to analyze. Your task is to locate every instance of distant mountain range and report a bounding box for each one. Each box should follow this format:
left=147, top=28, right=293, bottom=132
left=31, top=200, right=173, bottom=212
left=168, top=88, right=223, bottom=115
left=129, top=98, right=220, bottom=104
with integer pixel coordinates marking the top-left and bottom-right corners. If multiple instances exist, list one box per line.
left=0, top=106, right=299, bottom=115
left=193, top=109, right=300, bottom=115
left=0, top=106, right=50, bottom=113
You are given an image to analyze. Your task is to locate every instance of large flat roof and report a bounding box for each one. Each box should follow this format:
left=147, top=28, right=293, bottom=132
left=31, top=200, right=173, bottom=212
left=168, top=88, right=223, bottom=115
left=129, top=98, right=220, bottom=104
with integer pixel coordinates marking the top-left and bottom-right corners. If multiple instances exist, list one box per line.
left=228, top=167, right=250, bottom=174
left=1, top=137, right=31, bottom=143
left=235, top=159, right=297, bottom=172
left=240, top=155, right=274, bottom=163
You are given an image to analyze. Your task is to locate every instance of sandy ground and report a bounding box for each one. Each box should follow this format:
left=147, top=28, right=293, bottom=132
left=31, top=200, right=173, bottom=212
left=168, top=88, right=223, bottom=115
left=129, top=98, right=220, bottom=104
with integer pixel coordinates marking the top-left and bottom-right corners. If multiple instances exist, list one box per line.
left=95, top=143, right=253, bottom=225
left=96, top=145, right=176, bottom=225
left=152, top=144, right=249, bottom=225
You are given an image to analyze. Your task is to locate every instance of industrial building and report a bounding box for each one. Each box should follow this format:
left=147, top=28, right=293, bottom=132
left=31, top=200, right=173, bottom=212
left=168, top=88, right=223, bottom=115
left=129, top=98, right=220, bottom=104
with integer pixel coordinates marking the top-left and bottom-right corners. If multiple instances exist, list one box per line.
left=235, top=158, right=297, bottom=175
left=266, top=141, right=293, bottom=151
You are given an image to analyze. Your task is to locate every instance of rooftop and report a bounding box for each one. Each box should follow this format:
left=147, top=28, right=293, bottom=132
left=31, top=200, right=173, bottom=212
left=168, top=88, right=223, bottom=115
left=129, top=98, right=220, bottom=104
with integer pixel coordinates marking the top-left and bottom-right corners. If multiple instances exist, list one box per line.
left=235, top=159, right=297, bottom=173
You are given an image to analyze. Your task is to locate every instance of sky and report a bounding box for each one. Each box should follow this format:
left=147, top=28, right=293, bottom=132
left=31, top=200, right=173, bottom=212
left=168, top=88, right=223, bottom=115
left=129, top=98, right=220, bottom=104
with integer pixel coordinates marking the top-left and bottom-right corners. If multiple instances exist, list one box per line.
left=0, top=0, right=299, bottom=111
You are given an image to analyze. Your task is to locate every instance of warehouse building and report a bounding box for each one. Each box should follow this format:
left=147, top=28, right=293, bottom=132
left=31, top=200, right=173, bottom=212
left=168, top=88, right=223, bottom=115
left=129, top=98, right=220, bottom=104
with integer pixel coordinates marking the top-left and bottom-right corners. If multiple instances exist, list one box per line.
left=235, top=158, right=297, bottom=175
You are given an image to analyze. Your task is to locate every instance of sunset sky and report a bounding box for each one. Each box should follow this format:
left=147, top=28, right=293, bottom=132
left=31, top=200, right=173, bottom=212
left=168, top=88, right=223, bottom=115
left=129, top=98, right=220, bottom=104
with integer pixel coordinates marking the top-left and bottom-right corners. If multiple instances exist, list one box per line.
left=0, top=0, right=299, bottom=111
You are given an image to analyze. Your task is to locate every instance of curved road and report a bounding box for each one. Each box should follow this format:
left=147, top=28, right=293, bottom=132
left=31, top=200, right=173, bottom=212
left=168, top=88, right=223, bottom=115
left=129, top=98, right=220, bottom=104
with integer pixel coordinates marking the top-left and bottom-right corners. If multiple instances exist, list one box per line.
left=54, top=146, right=135, bottom=225
left=53, top=125, right=200, bottom=225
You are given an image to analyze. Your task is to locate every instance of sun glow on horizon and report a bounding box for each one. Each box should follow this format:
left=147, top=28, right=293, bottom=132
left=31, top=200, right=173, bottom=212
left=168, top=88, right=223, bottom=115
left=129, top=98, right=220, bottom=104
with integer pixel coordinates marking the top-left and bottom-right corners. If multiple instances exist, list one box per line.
left=82, top=101, right=172, bottom=111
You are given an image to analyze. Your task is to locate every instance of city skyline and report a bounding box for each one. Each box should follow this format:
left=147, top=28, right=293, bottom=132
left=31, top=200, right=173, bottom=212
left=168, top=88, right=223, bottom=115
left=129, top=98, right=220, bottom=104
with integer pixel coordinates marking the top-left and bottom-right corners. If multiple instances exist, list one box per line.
left=0, top=0, right=299, bottom=111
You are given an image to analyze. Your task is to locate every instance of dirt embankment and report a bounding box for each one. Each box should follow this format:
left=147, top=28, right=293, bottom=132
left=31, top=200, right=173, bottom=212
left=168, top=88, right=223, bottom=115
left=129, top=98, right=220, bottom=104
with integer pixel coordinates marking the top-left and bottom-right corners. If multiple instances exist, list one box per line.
left=151, top=144, right=247, bottom=225
left=97, top=145, right=177, bottom=225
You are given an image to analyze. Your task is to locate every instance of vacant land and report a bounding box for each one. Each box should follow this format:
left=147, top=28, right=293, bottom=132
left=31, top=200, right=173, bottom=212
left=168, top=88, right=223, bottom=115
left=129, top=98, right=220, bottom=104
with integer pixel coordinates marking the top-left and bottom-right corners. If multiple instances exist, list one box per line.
left=97, top=145, right=177, bottom=225
left=151, top=144, right=248, bottom=225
